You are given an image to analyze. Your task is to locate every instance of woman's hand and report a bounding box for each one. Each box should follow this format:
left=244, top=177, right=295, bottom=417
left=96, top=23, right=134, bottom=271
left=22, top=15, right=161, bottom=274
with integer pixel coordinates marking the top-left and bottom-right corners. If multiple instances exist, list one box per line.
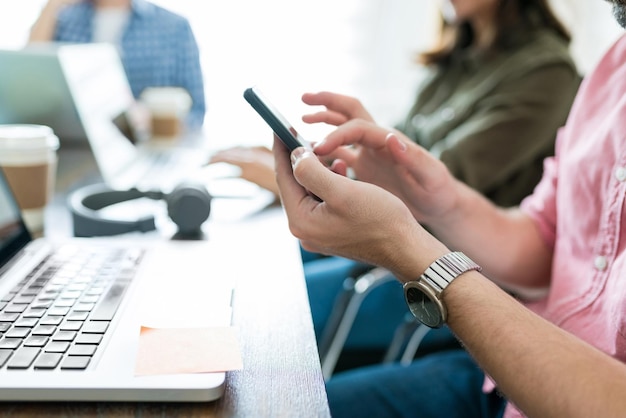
left=209, top=146, right=279, bottom=196
left=301, top=91, right=375, bottom=127
left=273, top=137, right=447, bottom=280
left=312, top=119, right=461, bottom=225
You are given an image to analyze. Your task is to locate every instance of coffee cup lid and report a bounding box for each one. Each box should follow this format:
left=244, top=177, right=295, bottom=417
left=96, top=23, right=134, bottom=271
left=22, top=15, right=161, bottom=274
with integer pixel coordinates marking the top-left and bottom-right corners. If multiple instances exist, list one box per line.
left=140, top=87, right=192, bottom=114
left=0, top=124, right=60, bottom=150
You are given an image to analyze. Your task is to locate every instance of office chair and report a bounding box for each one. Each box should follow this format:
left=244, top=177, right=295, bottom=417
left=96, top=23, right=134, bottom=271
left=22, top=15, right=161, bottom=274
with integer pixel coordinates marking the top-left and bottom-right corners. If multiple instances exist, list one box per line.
left=383, top=312, right=432, bottom=365
left=318, top=266, right=397, bottom=380
left=319, top=266, right=460, bottom=380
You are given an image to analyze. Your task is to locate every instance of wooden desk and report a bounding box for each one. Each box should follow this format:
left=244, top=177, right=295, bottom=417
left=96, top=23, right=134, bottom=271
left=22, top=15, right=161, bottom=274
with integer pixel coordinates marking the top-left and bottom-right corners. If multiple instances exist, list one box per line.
left=2, top=147, right=330, bottom=417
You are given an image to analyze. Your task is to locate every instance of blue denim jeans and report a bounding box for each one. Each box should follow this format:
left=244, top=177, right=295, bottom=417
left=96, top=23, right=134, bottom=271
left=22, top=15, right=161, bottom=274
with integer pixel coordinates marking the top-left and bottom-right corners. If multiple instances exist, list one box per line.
left=304, top=254, right=410, bottom=349
left=326, top=349, right=507, bottom=418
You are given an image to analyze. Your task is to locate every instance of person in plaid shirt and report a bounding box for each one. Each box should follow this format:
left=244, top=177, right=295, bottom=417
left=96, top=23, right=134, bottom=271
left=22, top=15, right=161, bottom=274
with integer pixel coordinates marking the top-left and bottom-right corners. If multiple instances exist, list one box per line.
left=30, top=0, right=206, bottom=129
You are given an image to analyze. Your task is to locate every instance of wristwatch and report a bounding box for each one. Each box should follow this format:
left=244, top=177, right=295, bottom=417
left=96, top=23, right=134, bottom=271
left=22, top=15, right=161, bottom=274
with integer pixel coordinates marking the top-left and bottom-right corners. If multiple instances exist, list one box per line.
left=403, top=252, right=481, bottom=328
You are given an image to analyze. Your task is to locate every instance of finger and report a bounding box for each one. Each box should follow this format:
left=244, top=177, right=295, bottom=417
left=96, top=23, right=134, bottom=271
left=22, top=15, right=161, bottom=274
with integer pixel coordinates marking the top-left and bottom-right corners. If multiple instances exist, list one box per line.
left=273, top=137, right=310, bottom=206
left=209, top=149, right=250, bottom=164
left=302, top=110, right=348, bottom=126
left=313, top=119, right=391, bottom=155
left=252, top=145, right=272, bottom=153
left=330, top=159, right=348, bottom=177
left=291, top=147, right=350, bottom=205
left=323, top=146, right=358, bottom=167
left=385, top=133, right=447, bottom=186
left=301, top=92, right=367, bottom=119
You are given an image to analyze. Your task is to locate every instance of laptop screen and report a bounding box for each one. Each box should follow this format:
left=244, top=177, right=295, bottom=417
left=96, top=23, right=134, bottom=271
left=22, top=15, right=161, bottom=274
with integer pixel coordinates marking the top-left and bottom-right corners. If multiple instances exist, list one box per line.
left=0, top=44, right=146, bottom=150
left=0, top=169, right=31, bottom=271
left=0, top=46, right=87, bottom=144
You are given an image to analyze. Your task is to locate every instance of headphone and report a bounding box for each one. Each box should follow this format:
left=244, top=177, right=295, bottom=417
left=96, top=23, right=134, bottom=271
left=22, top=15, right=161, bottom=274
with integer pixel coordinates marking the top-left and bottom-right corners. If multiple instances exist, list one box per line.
left=69, top=182, right=213, bottom=238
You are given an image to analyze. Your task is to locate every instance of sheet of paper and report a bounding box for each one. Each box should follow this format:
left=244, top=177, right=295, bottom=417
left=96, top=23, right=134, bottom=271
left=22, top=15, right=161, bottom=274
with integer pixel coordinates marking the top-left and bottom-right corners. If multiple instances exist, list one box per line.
left=134, top=326, right=243, bottom=376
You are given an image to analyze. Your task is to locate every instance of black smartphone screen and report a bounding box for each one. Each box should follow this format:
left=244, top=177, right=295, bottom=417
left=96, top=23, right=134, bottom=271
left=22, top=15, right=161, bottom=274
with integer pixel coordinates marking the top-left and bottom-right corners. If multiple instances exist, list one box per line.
left=244, top=87, right=309, bottom=151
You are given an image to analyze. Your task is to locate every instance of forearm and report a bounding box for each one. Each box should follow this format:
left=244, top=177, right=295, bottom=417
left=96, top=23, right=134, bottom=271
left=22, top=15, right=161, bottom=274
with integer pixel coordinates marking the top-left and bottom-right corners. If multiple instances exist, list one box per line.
left=424, top=181, right=552, bottom=291
left=28, top=1, right=64, bottom=42
left=444, top=272, right=626, bottom=418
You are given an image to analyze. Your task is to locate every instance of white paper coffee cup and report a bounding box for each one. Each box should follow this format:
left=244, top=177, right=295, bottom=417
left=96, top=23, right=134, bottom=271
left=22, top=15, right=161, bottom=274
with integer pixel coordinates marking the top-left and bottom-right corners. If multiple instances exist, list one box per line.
left=0, top=124, right=60, bottom=234
left=140, top=87, right=192, bottom=140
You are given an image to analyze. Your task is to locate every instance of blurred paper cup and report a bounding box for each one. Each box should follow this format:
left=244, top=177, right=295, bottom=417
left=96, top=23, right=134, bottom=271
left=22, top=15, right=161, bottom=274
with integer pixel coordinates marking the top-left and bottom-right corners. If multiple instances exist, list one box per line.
left=0, top=124, right=59, bottom=234
left=140, top=87, right=192, bottom=140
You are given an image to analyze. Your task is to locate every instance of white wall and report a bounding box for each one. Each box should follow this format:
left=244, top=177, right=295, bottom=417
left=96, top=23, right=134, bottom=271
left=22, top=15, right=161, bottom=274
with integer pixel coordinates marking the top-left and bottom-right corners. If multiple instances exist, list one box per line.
left=0, top=0, right=623, bottom=149
left=550, top=0, right=623, bottom=73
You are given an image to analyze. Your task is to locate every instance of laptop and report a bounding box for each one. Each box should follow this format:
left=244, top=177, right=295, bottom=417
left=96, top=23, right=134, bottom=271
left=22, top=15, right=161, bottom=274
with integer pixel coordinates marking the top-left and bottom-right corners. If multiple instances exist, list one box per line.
left=0, top=168, right=235, bottom=401
left=0, top=45, right=87, bottom=144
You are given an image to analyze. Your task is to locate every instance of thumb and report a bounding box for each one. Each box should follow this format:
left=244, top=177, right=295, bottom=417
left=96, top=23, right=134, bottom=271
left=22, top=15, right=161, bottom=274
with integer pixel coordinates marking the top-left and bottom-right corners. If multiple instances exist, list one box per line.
left=291, top=148, right=341, bottom=202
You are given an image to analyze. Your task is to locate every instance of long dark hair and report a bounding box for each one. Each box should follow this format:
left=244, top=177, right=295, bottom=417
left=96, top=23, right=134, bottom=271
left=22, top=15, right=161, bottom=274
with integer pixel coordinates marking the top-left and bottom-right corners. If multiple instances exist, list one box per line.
left=418, top=0, right=571, bottom=65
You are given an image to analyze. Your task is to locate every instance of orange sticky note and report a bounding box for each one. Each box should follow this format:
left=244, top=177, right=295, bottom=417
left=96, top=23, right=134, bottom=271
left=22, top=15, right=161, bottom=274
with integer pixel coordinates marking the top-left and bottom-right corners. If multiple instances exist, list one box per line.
left=135, top=326, right=243, bottom=376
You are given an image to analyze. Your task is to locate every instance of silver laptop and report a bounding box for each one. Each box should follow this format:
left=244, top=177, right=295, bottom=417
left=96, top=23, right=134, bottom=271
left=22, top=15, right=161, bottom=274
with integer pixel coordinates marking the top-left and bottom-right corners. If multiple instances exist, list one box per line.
left=0, top=45, right=87, bottom=144
left=0, top=168, right=235, bottom=401
left=57, top=42, right=216, bottom=193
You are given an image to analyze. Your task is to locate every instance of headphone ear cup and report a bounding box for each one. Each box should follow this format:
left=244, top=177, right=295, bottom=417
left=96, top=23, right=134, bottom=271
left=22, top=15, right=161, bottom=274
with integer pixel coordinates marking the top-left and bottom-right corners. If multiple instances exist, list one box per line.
left=165, top=182, right=212, bottom=235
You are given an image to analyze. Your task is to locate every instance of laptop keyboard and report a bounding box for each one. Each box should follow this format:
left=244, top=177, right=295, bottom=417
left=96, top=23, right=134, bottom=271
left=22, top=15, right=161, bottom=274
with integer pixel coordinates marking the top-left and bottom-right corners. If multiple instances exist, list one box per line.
left=0, top=244, right=144, bottom=371
left=136, top=150, right=183, bottom=189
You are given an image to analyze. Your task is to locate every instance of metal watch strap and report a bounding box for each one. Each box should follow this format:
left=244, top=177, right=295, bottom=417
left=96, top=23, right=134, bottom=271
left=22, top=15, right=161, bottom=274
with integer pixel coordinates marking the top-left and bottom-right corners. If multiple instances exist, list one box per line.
left=420, top=252, right=482, bottom=292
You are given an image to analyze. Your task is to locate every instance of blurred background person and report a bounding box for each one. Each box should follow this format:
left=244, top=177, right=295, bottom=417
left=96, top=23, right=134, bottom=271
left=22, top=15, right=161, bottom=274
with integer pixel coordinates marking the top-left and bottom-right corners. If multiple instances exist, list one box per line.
left=29, top=0, right=206, bottom=129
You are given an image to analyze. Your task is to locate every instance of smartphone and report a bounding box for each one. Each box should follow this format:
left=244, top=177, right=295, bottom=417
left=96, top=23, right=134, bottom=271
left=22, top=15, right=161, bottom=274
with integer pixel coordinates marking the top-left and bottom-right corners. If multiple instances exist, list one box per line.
left=244, top=87, right=310, bottom=151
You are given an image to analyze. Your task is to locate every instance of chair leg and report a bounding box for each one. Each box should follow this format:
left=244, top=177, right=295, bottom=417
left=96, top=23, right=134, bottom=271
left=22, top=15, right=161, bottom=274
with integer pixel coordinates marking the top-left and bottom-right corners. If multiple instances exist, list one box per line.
left=318, top=277, right=356, bottom=363
left=382, top=312, right=422, bottom=363
left=319, top=267, right=396, bottom=380
left=400, top=323, right=432, bottom=365
left=320, top=287, right=367, bottom=380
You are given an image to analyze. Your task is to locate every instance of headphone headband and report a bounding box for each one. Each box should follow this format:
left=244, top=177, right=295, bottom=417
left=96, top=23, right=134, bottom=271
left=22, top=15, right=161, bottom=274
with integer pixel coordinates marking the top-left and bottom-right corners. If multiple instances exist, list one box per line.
left=68, top=182, right=212, bottom=237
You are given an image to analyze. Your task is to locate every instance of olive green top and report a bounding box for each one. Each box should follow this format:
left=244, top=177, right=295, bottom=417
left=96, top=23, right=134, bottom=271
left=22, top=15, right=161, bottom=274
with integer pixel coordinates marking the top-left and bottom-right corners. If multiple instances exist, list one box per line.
left=397, top=29, right=580, bottom=207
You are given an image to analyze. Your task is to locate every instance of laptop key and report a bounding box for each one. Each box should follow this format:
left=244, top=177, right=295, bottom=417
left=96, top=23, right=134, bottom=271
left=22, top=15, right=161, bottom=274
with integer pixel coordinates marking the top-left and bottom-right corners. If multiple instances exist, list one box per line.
left=89, top=281, right=131, bottom=321
left=7, top=347, right=40, bottom=369
left=0, top=349, right=12, bottom=367
left=52, top=331, right=77, bottom=341
left=22, top=308, right=46, bottom=318
left=61, top=356, right=90, bottom=370
left=60, top=321, right=83, bottom=331
left=67, top=311, right=89, bottom=321
left=47, top=307, right=70, bottom=316
left=3, top=304, right=28, bottom=313
left=44, top=341, right=70, bottom=353
left=68, top=344, right=97, bottom=356
left=0, top=338, right=22, bottom=350
left=31, top=325, right=57, bottom=336
left=14, top=317, right=38, bottom=328
left=34, top=352, right=62, bottom=370
left=75, top=333, right=102, bottom=344
left=12, top=295, right=35, bottom=304
left=39, top=316, right=63, bottom=326
left=0, top=312, right=19, bottom=322
left=5, top=327, right=31, bottom=338
left=82, top=321, right=109, bottom=334
left=24, top=336, right=49, bottom=347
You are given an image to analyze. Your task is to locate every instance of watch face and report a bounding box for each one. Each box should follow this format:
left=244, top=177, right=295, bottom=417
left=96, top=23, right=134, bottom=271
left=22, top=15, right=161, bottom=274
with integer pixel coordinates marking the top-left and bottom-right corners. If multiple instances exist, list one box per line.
left=405, top=286, right=443, bottom=328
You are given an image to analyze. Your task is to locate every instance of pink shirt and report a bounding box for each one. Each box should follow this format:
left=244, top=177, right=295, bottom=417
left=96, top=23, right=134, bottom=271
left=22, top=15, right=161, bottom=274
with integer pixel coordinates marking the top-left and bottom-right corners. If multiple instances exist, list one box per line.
left=491, top=33, right=626, bottom=417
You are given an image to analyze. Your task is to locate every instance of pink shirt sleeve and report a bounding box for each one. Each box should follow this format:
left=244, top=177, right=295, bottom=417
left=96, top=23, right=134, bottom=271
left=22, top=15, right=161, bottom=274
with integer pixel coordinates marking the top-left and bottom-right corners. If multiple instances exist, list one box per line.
left=519, top=127, right=567, bottom=250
